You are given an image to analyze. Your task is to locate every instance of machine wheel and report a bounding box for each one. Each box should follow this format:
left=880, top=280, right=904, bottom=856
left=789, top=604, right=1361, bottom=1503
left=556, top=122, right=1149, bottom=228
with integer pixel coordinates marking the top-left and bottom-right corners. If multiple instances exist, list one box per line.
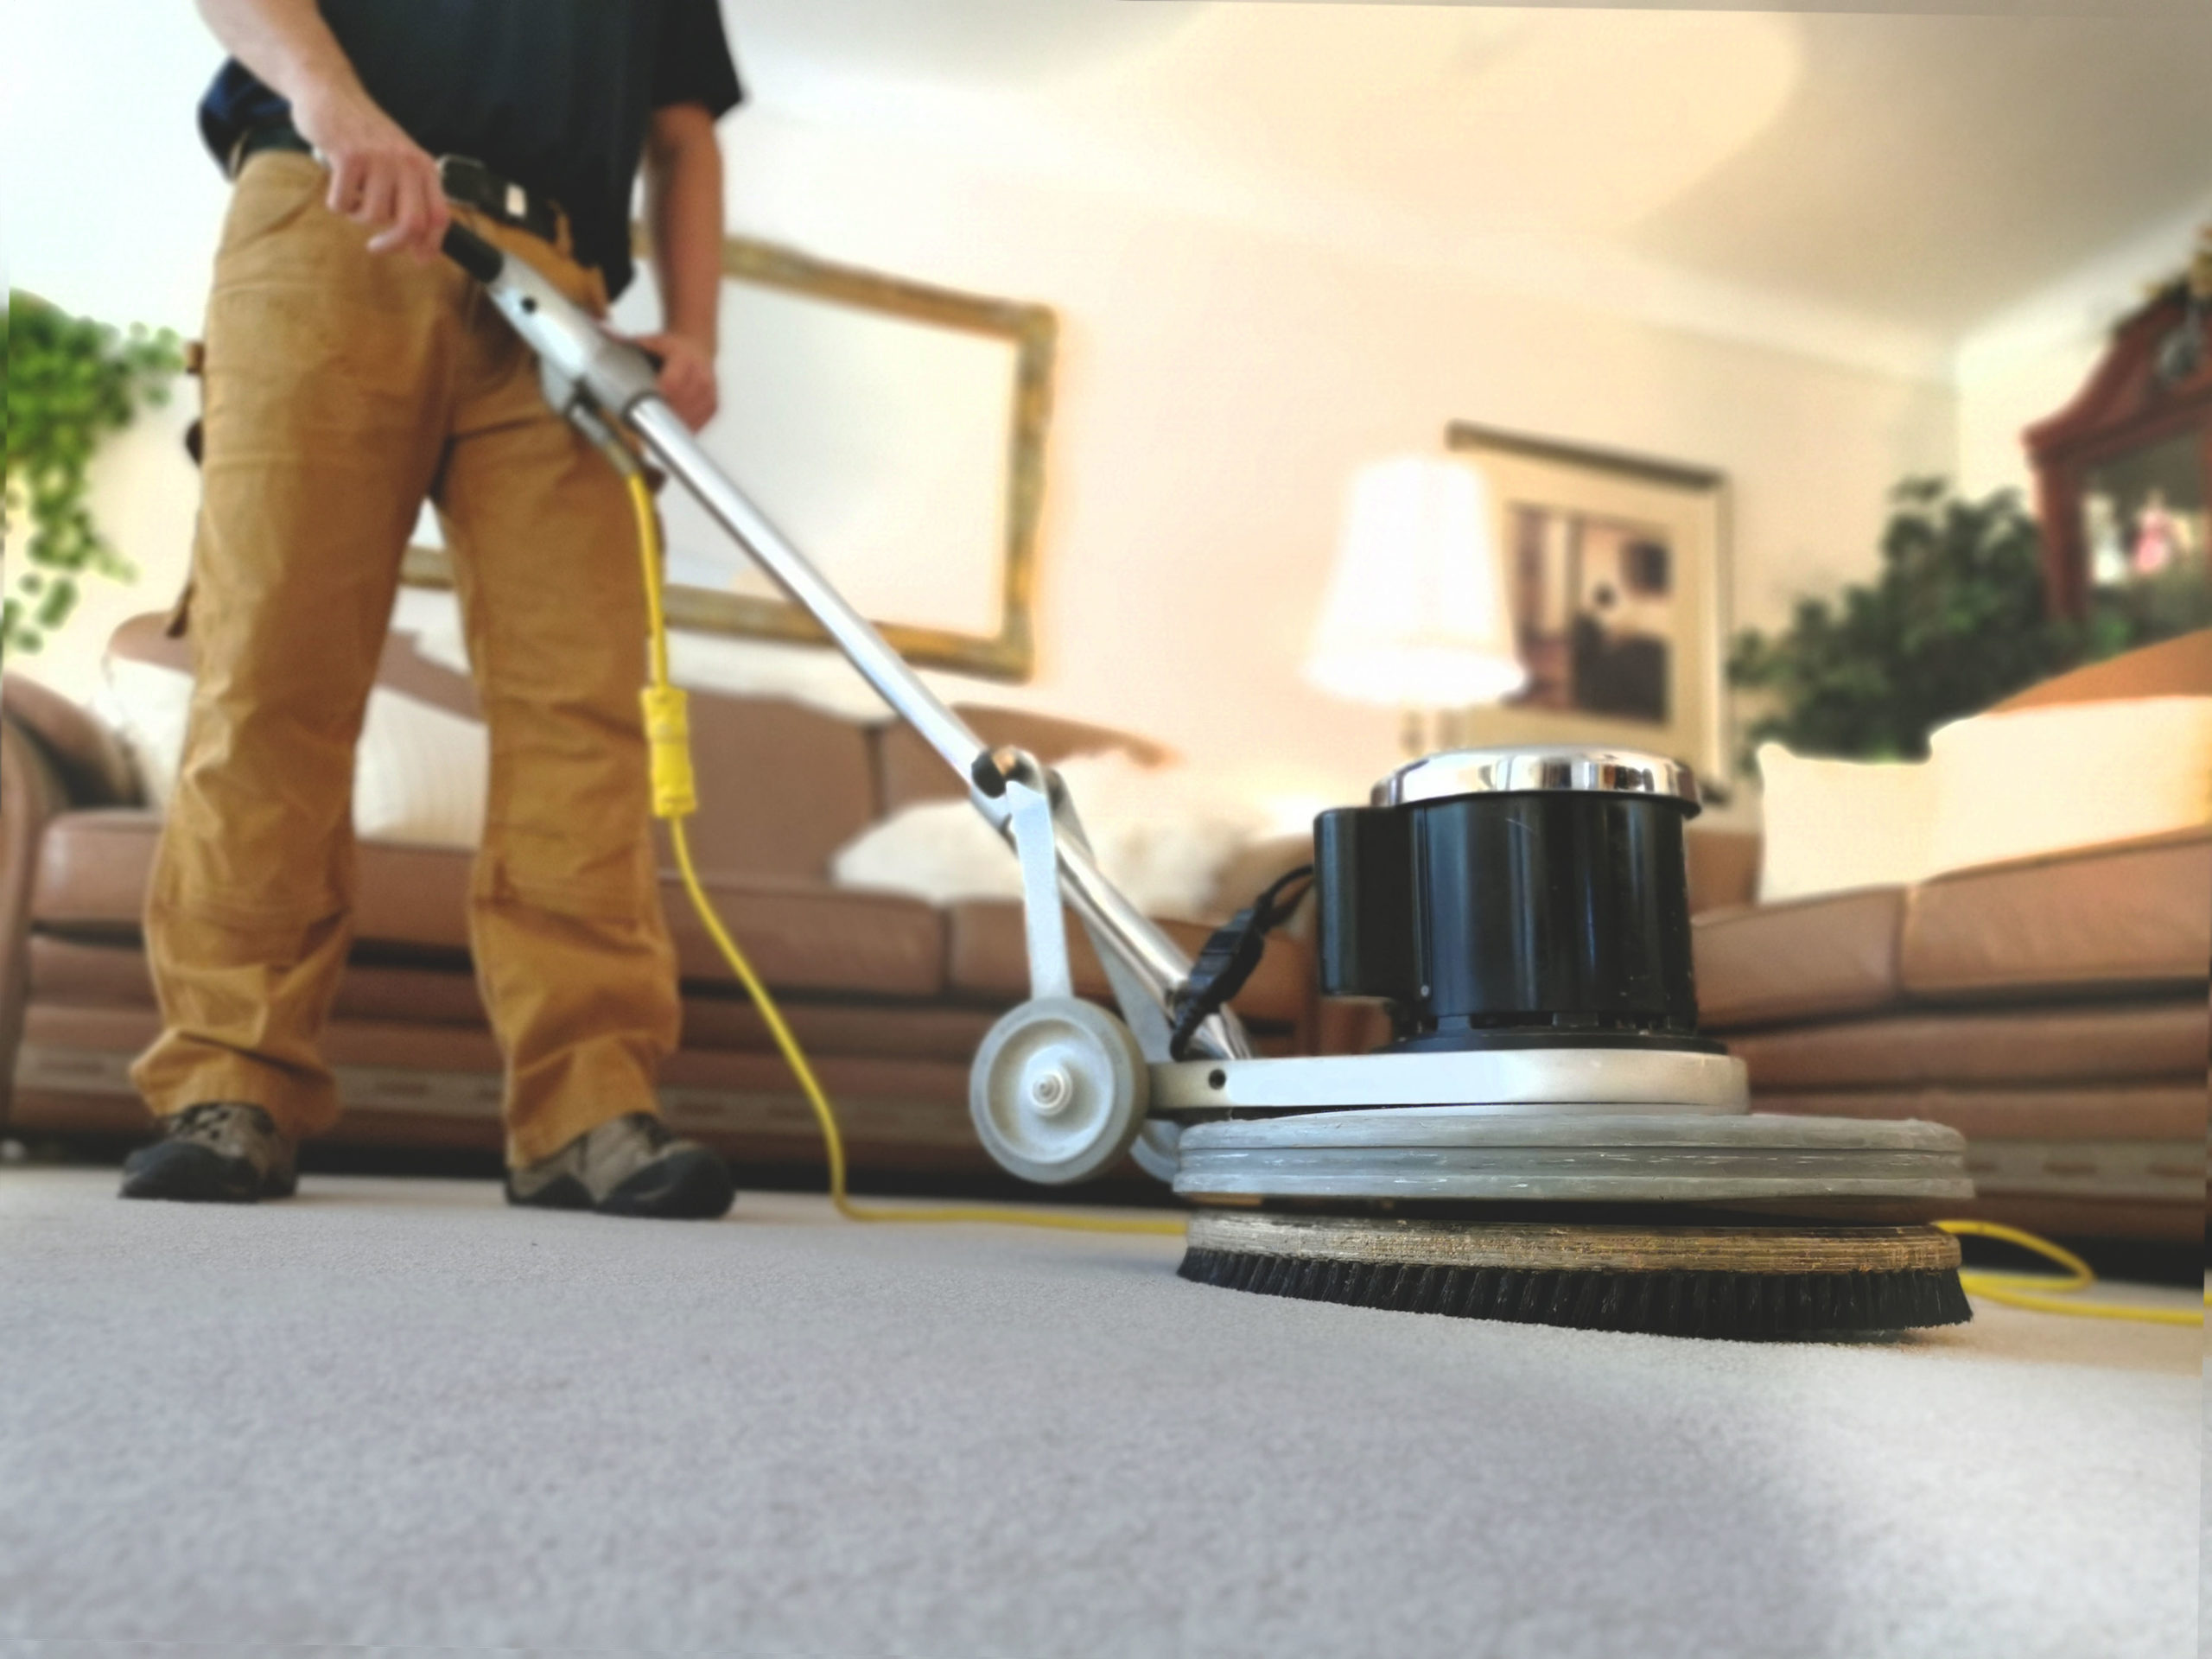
left=969, top=997, right=1150, bottom=1185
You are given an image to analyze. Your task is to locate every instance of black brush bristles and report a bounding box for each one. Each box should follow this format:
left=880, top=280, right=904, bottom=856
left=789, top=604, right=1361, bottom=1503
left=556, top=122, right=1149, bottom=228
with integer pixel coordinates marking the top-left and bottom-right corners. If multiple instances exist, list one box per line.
left=1177, top=1248, right=1972, bottom=1340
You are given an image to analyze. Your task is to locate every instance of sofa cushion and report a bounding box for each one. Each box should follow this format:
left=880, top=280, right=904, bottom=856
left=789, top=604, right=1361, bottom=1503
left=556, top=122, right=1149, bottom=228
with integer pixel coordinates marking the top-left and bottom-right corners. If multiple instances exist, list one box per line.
left=671, top=693, right=880, bottom=881
left=27, top=934, right=482, bottom=1023
left=873, top=706, right=1169, bottom=817
left=676, top=998, right=998, bottom=1061
left=25, top=931, right=1002, bottom=1065
left=30, top=810, right=945, bottom=999
left=1726, top=1000, right=2207, bottom=1090
left=25, top=817, right=490, bottom=957
left=19, top=1001, right=509, bottom=1084
left=8, top=1002, right=993, bottom=1173
left=112, top=609, right=880, bottom=882
left=943, top=899, right=1310, bottom=1027
left=660, top=873, right=944, bottom=997
left=1753, top=1082, right=2208, bottom=1144
left=1899, top=829, right=2212, bottom=1000
left=1751, top=1084, right=2205, bottom=1243
left=1, top=721, right=74, bottom=1103
left=24, top=810, right=160, bottom=938
left=1692, top=887, right=1903, bottom=1031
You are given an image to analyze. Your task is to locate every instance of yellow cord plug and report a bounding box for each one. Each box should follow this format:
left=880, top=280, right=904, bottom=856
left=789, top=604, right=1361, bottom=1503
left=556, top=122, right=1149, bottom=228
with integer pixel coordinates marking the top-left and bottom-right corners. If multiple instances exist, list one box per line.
left=641, top=685, right=697, bottom=820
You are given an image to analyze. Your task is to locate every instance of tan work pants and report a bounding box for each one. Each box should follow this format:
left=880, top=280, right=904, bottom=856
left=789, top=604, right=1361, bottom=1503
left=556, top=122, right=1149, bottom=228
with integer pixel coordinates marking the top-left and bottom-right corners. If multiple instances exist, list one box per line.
left=133, top=151, right=681, bottom=1166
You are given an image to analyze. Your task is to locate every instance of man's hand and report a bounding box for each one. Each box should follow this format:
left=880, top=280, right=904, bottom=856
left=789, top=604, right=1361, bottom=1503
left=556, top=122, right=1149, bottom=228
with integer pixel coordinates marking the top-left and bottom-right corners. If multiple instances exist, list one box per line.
left=640, top=105, right=725, bottom=433
left=631, top=332, right=719, bottom=430
left=291, top=80, right=450, bottom=260
left=198, top=0, right=448, bottom=258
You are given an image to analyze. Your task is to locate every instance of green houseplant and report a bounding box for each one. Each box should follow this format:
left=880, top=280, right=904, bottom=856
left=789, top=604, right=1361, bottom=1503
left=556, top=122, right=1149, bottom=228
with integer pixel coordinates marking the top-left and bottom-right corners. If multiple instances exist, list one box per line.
left=1727, top=477, right=2209, bottom=764
left=3, top=291, right=184, bottom=658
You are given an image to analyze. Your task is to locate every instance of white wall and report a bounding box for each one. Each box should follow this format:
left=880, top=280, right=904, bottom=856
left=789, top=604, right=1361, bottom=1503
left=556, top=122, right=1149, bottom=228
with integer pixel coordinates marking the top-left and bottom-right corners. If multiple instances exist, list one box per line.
left=4, top=7, right=1958, bottom=823
left=22, top=401, right=207, bottom=698
left=1, top=4, right=229, bottom=703
left=1954, top=195, right=2212, bottom=501
left=1955, top=342, right=2104, bottom=504
left=697, top=111, right=1957, bottom=812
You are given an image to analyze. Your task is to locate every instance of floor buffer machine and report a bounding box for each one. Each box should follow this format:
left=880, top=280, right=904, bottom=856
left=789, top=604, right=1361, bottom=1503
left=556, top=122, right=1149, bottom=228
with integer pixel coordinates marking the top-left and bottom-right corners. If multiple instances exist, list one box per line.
left=442, top=222, right=1974, bottom=1341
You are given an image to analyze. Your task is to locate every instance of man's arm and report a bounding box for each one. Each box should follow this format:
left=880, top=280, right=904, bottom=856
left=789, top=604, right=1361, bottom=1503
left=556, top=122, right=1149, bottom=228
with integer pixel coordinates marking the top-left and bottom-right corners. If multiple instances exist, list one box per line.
left=196, top=0, right=448, bottom=259
left=634, top=102, right=725, bottom=430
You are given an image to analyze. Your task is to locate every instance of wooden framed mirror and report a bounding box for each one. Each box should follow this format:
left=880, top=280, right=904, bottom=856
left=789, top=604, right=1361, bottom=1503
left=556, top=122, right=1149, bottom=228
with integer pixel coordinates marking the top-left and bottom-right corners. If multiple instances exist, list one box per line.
left=404, top=234, right=1057, bottom=680
left=2025, top=236, right=2210, bottom=621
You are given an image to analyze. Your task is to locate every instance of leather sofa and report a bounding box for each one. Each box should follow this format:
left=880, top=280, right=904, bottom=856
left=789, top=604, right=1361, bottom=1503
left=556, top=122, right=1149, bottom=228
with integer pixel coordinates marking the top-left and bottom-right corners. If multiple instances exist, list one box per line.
left=0, top=615, right=1319, bottom=1182
left=8, top=617, right=2203, bottom=1238
left=1688, top=632, right=2211, bottom=1246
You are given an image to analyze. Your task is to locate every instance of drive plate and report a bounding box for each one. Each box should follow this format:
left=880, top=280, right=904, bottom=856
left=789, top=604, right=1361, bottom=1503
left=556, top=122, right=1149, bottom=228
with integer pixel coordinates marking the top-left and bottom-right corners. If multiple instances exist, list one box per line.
left=1171, top=1109, right=1974, bottom=1205
left=1184, top=1209, right=1964, bottom=1274
left=1151, top=1047, right=1746, bottom=1116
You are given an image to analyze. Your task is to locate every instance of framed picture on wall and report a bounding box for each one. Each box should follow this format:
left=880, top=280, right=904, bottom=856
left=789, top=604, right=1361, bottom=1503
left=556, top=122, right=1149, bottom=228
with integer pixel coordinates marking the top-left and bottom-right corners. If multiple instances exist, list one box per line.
left=404, top=233, right=1057, bottom=681
left=1445, top=422, right=1731, bottom=793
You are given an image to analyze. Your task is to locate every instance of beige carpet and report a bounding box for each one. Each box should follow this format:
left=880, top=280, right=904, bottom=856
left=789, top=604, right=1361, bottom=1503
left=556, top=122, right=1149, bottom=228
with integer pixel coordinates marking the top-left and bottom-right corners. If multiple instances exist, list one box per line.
left=0, top=1167, right=2198, bottom=1658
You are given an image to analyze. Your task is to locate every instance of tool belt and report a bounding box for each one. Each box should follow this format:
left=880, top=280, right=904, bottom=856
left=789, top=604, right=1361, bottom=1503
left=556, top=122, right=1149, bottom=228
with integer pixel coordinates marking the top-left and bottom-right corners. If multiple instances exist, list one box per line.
left=232, top=122, right=566, bottom=247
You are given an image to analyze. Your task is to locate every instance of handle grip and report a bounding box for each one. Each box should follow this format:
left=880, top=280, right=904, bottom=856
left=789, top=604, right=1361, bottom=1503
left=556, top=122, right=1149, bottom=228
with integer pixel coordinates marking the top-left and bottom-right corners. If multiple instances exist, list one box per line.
left=440, top=220, right=663, bottom=375
left=441, top=221, right=505, bottom=283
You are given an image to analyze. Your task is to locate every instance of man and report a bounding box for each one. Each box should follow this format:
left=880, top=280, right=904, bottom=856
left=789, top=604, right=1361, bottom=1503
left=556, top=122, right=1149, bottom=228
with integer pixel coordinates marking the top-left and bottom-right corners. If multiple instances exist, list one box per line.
left=119, top=0, right=743, bottom=1218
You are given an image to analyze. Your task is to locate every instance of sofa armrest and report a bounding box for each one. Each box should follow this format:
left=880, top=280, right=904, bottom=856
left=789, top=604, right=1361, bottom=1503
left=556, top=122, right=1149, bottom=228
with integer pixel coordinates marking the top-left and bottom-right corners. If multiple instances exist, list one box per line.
left=0, top=675, right=141, bottom=809
left=1686, top=827, right=1761, bottom=914
left=0, top=715, right=79, bottom=1125
left=1993, top=628, right=2212, bottom=712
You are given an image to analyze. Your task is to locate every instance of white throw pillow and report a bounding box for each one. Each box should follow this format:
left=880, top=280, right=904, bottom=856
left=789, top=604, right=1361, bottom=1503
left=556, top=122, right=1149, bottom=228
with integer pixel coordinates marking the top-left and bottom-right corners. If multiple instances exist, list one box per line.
left=92, top=658, right=195, bottom=816
left=408, top=615, right=1010, bottom=727
left=831, top=751, right=1269, bottom=922
left=1923, top=696, right=2212, bottom=876
left=351, top=692, right=488, bottom=849
left=831, top=798, right=1019, bottom=906
left=1754, top=696, right=2212, bottom=903
left=96, top=656, right=489, bottom=851
left=1754, top=743, right=1936, bottom=904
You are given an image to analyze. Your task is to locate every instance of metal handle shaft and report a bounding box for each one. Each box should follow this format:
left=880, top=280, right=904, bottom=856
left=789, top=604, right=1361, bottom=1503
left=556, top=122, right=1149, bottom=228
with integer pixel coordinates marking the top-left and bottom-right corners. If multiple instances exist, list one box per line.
left=625, top=401, right=1244, bottom=1053
left=437, top=224, right=1251, bottom=1061
left=627, top=399, right=1002, bottom=805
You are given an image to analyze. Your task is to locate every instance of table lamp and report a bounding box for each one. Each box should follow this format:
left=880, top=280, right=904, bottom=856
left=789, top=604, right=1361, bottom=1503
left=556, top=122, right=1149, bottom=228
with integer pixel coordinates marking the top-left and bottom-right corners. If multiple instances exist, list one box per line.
left=1302, top=454, right=1528, bottom=756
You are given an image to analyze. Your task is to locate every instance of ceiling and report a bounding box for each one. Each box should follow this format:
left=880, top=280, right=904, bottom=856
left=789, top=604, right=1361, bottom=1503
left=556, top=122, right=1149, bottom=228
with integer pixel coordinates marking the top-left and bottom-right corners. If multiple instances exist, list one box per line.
left=724, top=2, right=2212, bottom=354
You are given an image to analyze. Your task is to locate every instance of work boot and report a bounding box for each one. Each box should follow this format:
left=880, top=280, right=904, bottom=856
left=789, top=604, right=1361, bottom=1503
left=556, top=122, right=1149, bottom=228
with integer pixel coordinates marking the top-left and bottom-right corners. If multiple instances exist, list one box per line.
left=506, top=1113, right=735, bottom=1220
left=120, top=1103, right=298, bottom=1203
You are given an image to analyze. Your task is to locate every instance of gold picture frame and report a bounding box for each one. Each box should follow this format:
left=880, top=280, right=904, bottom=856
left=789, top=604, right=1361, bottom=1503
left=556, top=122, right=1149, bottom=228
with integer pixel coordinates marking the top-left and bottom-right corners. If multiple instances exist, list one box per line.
left=1445, top=421, right=1732, bottom=795
left=403, top=232, right=1058, bottom=681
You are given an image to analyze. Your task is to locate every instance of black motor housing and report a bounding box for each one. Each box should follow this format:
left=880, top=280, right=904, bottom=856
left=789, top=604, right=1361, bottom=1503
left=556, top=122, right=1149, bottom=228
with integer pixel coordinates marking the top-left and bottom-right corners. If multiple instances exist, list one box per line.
left=1315, top=748, right=1713, bottom=1054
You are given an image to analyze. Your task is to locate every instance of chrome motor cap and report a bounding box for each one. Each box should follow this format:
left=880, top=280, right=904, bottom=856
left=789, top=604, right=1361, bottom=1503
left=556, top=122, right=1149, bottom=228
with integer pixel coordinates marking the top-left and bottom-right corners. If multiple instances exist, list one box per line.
left=1374, top=745, right=1701, bottom=810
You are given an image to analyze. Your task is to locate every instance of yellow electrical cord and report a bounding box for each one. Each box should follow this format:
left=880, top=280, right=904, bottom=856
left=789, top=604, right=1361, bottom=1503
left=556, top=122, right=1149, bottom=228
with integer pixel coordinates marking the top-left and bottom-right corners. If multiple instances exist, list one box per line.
left=1933, top=1219, right=2204, bottom=1328
left=624, top=471, right=1181, bottom=1238
left=620, top=469, right=2212, bottom=1306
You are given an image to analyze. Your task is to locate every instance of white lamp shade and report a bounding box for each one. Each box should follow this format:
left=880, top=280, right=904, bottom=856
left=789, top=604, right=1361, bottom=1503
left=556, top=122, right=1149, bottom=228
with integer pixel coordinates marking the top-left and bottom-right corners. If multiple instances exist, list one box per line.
left=1303, top=455, right=1527, bottom=709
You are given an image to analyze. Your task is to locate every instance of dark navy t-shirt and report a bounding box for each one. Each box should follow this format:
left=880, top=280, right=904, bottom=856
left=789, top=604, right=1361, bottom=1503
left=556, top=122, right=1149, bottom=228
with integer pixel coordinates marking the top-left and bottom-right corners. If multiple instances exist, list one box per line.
left=199, top=0, right=742, bottom=298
